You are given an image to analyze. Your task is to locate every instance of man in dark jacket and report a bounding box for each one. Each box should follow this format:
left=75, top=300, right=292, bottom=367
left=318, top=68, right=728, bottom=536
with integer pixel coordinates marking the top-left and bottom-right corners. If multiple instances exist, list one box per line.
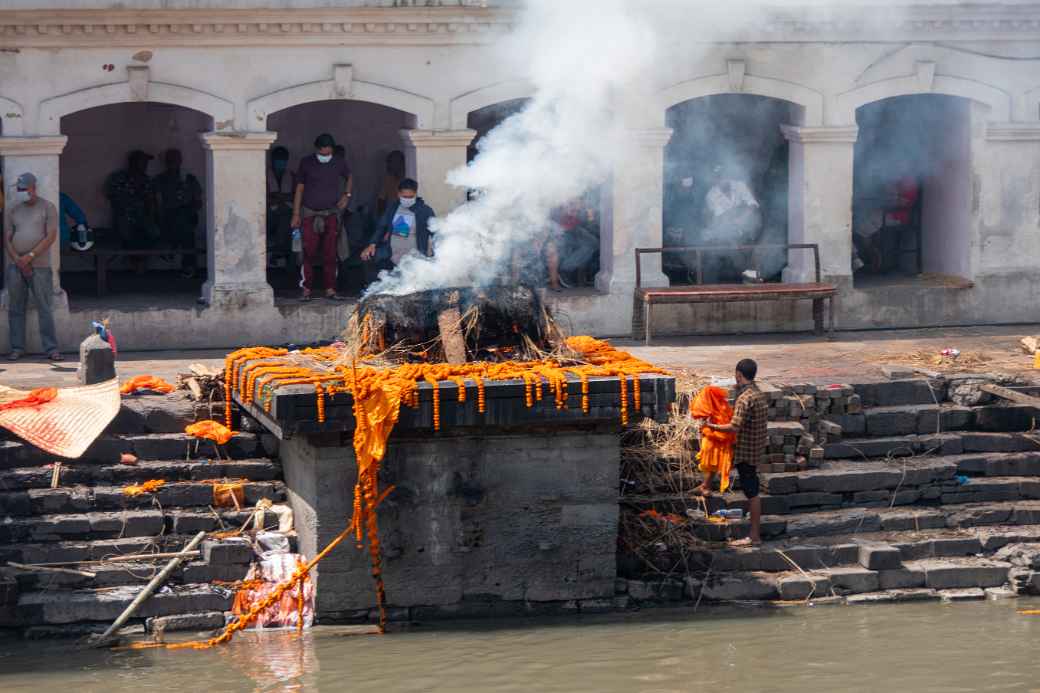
left=360, top=178, right=435, bottom=268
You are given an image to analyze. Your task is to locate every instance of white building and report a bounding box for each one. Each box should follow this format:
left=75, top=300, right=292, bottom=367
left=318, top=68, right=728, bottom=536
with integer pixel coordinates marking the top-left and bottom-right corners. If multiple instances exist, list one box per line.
left=2, top=1, right=1039, bottom=350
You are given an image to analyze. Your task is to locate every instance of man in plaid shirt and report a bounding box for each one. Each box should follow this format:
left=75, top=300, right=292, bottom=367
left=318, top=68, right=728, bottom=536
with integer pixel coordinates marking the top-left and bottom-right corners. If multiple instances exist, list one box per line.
left=707, top=359, right=768, bottom=545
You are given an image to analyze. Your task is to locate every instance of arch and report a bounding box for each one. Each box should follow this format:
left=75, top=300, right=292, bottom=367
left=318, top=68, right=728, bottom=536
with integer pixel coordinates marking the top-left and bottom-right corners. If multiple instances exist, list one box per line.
left=1019, top=83, right=1040, bottom=122
left=835, top=75, right=1011, bottom=124
left=248, top=79, right=434, bottom=129
left=39, top=81, right=232, bottom=134
left=449, top=80, right=536, bottom=130
left=0, top=96, right=25, bottom=136
left=657, top=74, right=823, bottom=126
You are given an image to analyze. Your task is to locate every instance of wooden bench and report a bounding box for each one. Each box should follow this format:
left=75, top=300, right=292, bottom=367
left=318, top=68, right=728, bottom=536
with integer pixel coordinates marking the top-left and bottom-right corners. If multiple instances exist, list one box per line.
left=62, top=246, right=206, bottom=297
left=633, top=243, right=837, bottom=345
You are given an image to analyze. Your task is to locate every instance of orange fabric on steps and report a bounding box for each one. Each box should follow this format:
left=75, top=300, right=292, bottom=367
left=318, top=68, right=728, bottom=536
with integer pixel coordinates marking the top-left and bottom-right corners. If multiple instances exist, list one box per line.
left=690, top=385, right=737, bottom=493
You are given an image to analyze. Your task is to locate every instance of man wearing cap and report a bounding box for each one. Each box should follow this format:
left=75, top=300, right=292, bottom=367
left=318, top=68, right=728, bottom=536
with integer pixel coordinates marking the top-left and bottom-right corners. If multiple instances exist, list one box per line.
left=4, top=173, right=60, bottom=361
left=291, top=133, right=352, bottom=301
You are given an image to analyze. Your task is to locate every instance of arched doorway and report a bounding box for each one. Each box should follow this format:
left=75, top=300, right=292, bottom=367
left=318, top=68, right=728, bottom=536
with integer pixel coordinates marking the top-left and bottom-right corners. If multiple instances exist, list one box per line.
left=60, top=102, right=212, bottom=303
left=851, top=94, right=973, bottom=287
left=265, top=99, right=416, bottom=297
left=663, top=94, right=800, bottom=285
left=466, top=98, right=603, bottom=290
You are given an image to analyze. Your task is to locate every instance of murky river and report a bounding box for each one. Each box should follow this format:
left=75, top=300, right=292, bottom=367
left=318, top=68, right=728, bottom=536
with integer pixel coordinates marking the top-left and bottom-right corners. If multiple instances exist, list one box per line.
left=3, top=599, right=1040, bottom=692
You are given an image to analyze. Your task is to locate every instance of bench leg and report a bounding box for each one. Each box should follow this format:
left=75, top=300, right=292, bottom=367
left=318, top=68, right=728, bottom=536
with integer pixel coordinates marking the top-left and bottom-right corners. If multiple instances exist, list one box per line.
left=828, top=296, right=836, bottom=337
left=644, top=301, right=652, bottom=346
left=812, top=298, right=824, bottom=336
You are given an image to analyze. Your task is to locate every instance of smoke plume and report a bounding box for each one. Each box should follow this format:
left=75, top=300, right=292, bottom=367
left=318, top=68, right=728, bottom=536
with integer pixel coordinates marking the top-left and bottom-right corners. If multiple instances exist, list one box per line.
left=366, top=0, right=659, bottom=296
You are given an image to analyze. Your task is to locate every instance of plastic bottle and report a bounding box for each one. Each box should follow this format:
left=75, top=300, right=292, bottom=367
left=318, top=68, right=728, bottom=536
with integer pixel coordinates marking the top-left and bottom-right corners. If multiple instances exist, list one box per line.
left=291, top=228, right=302, bottom=253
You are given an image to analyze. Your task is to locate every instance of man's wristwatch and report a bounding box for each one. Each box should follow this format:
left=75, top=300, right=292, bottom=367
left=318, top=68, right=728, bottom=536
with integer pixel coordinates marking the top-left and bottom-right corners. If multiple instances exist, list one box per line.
left=27, top=251, right=35, bottom=260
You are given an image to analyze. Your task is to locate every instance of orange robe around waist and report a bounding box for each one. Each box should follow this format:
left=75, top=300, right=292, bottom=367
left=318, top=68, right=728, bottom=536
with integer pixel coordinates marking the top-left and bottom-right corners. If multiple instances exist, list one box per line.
left=690, top=385, right=737, bottom=492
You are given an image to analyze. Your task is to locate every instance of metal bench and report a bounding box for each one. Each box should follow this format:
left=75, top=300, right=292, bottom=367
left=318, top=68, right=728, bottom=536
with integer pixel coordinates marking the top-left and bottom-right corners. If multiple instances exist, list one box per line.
left=633, top=243, right=837, bottom=345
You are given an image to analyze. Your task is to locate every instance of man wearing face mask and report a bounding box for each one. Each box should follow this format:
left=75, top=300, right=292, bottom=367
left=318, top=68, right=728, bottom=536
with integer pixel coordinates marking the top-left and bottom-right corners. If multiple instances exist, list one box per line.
left=4, top=173, right=60, bottom=361
left=361, top=178, right=436, bottom=269
left=291, top=133, right=352, bottom=301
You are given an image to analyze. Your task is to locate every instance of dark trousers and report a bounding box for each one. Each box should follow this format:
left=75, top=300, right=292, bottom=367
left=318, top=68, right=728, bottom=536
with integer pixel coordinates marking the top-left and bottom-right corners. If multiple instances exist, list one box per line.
left=301, top=214, right=339, bottom=292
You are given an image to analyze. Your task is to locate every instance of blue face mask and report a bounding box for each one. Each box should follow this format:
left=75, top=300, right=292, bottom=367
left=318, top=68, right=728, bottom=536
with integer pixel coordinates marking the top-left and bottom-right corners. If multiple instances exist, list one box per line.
left=272, top=160, right=287, bottom=174
left=316, top=154, right=333, bottom=164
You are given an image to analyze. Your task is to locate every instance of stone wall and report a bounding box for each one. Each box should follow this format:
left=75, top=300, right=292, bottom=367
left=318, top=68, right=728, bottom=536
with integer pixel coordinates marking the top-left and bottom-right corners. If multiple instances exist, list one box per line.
left=281, top=425, right=621, bottom=619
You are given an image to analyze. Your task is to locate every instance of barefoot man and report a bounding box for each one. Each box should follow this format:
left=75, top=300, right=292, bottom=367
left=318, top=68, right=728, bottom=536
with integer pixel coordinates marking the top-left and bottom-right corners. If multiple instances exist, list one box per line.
left=703, top=359, right=768, bottom=545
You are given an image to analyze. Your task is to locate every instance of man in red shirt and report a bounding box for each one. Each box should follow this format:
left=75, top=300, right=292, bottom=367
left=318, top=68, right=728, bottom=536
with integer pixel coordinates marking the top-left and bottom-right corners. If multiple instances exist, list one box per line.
left=291, top=133, right=352, bottom=301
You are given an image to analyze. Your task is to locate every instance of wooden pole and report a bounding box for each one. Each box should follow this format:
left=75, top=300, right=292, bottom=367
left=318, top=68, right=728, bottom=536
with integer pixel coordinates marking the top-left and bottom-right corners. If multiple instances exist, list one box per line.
left=88, top=531, right=207, bottom=648
left=979, top=383, right=1040, bottom=407
left=7, top=561, right=96, bottom=578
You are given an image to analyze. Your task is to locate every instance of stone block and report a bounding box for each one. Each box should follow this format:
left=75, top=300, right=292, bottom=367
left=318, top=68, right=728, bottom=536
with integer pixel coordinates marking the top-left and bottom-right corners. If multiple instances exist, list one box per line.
left=858, top=543, right=903, bottom=570
left=878, top=568, right=926, bottom=589
left=786, top=492, right=843, bottom=508
left=700, top=573, right=778, bottom=601
left=825, top=567, right=879, bottom=594
left=919, top=560, right=1010, bottom=589
left=78, top=334, right=116, bottom=385
left=946, top=506, right=1012, bottom=528
left=784, top=511, right=880, bottom=538
left=940, top=588, right=987, bottom=601
left=985, top=586, right=1018, bottom=600
left=994, top=543, right=1040, bottom=569
left=927, top=537, right=983, bottom=557
left=182, top=561, right=250, bottom=583
left=777, top=574, right=831, bottom=601
left=844, top=591, right=895, bottom=605
left=866, top=407, right=920, bottom=437
left=799, top=469, right=902, bottom=494
left=202, top=538, right=254, bottom=565
left=961, top=433, right=1034, bottom=453
left=146, top=611, right=226, bottom=633
left=881, top=366, right=915, bottom=380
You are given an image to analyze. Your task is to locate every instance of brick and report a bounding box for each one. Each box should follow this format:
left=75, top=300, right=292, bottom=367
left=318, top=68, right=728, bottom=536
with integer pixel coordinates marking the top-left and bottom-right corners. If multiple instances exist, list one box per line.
left=858, top=543, right=903, bottom=570
left=866, top=407, right=920, bottom=437
left=825, top=567, right=879, bottom=594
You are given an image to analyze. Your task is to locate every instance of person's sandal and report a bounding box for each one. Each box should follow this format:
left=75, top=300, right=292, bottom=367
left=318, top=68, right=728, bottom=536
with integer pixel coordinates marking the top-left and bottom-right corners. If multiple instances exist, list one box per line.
left=325, top=292, right=346, bottom=301
left=47, top=351, right=63, bottom=362
left=300, top=292, right=312, bottom=302
left=7, top=350, right=22, bottom=361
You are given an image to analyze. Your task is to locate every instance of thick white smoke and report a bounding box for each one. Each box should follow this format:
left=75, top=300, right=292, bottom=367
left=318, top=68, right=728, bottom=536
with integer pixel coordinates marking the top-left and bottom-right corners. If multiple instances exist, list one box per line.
left=366, top=0, right=659, bottom=296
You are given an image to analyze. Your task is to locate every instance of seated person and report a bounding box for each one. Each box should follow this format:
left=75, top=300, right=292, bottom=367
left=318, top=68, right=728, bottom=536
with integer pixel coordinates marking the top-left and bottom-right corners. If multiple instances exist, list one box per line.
left=552, top=198, right=599, bottom=288
left=267, top=145, right=295, bottom=253
left=59, top=192, right=89, bottom=248
left=360, top=178, right=436, bottom=269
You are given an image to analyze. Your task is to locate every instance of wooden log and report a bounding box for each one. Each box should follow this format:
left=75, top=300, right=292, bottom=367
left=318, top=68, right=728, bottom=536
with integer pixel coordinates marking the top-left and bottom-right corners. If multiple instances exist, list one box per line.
left=29, top=551, right=201, bottom=567
left=979, top=383, right=1040, bottom=407
left=7, top=561, right=96, bottom=578
left=437, top=291, right=467, bottom=364
left=87, top=531, right=207, bottom=648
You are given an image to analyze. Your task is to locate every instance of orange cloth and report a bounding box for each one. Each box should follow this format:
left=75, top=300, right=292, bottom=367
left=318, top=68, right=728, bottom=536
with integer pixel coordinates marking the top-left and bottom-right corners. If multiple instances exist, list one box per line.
left=120, top=375, right=175, bottom=395
left=123, top=479, right=165, bottom=496
left=690, top=385, right=737, bottom=492
left=0, top=388, right=57, bottom=411
left=186, top=420, right=234, bottom=445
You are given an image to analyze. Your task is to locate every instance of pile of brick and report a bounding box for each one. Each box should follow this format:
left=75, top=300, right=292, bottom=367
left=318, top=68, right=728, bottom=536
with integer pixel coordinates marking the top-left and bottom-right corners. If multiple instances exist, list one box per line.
left=753, top=381, right=860, bottom=472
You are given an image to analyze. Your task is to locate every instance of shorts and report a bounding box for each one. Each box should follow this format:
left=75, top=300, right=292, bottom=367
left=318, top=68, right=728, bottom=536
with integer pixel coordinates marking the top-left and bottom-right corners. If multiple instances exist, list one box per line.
left=736, top=463, right=760, bottom=499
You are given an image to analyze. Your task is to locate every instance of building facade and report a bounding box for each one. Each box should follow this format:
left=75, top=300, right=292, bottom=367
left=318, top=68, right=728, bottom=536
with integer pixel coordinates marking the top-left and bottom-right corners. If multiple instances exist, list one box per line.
left=2, top=1, right=1040, bottom=350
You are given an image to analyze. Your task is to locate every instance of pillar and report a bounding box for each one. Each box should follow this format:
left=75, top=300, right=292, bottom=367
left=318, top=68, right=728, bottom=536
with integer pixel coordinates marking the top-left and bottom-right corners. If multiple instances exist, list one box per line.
left=977, top=122, right=1040, bottom=277
left=781, top=125, right=858, bottom=285
left=597, top=128, right=672, bottom=294
left=399, top=129, right=477, bottom=216
left=0, top=136, right=69, bottom=302
left=199, top=131, right=277, bottom=307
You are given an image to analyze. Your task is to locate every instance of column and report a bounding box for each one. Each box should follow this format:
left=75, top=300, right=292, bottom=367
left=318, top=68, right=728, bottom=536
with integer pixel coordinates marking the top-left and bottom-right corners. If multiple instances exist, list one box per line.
left=399, top=129, right=477, bottom=215
left=199, top=131, right=278, bottom=307
left=977, top=122, right=1040, bottom=277
left=0, top=136, right=69, bottom=303
left=781, top=125, right=858, bottom=285
left=597, top=128, right=673, bottom=294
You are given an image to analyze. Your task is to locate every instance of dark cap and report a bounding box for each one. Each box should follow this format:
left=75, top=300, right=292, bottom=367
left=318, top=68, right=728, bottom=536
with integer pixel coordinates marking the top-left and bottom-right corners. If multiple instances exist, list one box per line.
left=313, top=133, right=336, bottom=149
left=15, top=172, right=36, bottom=188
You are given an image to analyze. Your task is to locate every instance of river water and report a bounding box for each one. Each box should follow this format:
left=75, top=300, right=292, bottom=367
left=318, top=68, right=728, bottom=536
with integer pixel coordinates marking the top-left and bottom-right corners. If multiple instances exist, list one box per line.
left=3, top=599, right=1040, bottom=692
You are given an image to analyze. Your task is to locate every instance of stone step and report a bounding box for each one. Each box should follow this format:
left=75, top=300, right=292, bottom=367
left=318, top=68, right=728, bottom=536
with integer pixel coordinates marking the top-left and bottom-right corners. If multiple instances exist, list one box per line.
left=8, top=583, right=235, bottom=626
left=0, top=457, right=281, bottom=490
left=859, top=404, right=976, bottom=437
left=0, top=432, right=270, bottom=471
left=0, top=480, right=286, bottom=516
left=853, top=379, right=944, bottom=408
left=8, top=559, right=250, bottom=591
left=0, top=508, right=275, bottom=544
left=0, top=533, right=277, bottom=567
left=824, top=432, right=1040, bottom=460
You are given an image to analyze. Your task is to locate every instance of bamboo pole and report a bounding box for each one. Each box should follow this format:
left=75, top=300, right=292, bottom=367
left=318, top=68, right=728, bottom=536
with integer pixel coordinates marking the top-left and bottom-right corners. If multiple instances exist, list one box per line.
left=26, top=551, right=201, bottom=567
left=7, top=561, right=95, bottom=578
left=88, top=531, right=207, bottom=648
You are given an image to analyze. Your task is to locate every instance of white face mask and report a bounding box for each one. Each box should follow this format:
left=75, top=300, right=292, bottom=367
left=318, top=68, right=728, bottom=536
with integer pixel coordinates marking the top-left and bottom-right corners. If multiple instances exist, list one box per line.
left=398, top=196, right=416, bottom=208
left=14, top=190, right=31, bottom=203
left=316, top=154, right=333, bottom=164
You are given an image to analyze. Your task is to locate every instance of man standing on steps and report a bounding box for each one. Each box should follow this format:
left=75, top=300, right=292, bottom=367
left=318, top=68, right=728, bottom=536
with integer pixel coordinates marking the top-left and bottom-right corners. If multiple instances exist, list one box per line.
left=707, top=358, right=768, bottom=545
left=5, top=173, right=60, bottom=362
